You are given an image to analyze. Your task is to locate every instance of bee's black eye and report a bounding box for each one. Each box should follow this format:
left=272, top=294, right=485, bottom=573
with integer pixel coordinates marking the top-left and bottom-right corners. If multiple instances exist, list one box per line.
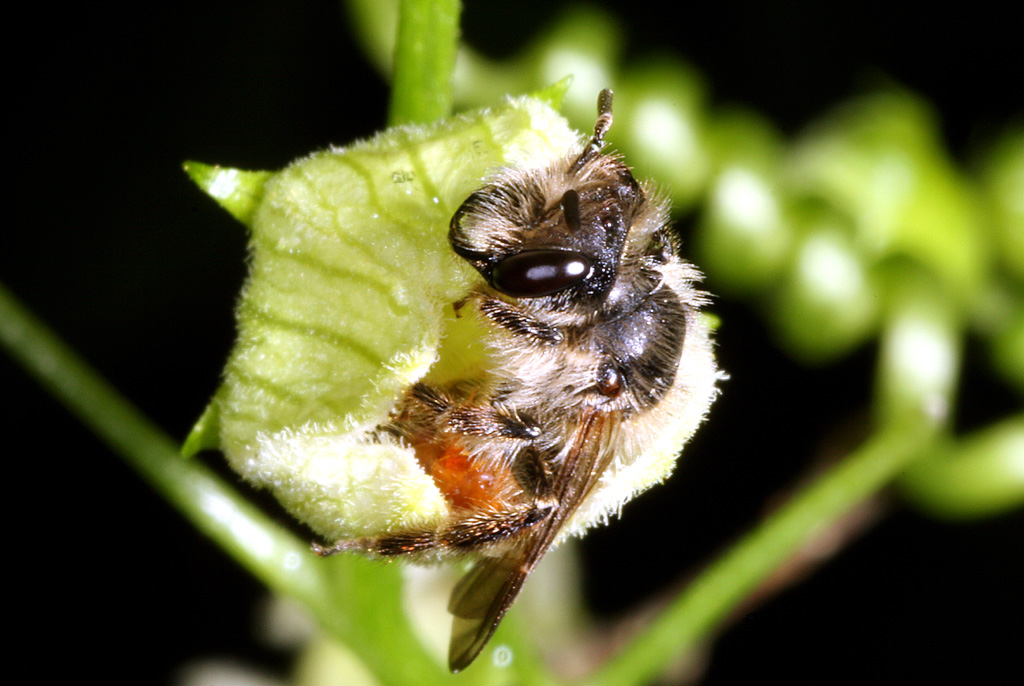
left=491, top=250, right=592, bottom=298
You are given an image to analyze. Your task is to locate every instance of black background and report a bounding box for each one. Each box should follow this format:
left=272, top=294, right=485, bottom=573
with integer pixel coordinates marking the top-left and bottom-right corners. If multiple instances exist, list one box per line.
left=4, top=1, right=1020, bottom=684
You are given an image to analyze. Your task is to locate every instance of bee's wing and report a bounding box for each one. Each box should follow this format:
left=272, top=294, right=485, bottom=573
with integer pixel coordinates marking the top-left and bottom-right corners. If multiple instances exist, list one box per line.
left=447, top=410, right=617, bottom=672
left=448, top=548, right=531, bottom=671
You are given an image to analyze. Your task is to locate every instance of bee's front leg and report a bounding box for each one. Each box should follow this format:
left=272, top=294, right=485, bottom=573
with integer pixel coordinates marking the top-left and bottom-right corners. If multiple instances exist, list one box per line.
left=458, top=290, right=563, bottom=345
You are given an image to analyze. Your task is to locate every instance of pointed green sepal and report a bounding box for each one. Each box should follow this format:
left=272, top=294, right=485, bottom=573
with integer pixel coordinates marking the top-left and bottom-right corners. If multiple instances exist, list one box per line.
left=181, top=399, right=221, bottom=457
left=183, top=161, right=272, bottom=228
left=530, top=76, right=573, bottom=110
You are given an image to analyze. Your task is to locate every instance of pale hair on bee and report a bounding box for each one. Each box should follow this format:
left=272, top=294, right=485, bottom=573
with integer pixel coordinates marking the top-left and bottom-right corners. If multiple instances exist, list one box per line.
left=313, top=89, right=720, bottom=672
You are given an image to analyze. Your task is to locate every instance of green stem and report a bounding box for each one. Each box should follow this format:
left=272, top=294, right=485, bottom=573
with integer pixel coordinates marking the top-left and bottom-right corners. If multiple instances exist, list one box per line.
left=0, top=282, right=329, bottom=605
left=387, top=0, right=460, bottom=126
left=0, top=282, right=448, bottom=684
left=586, top=424, right=937, bottom=686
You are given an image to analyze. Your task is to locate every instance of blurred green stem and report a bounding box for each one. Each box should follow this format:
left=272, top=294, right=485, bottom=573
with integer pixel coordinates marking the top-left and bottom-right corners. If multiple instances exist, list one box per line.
left=588, top=425, right=937, bottom=686
left=387, top=0, right=460, bottom=125
left=0, top=283, right=325, bottom=599
left=0, top=282, right=450, bottom=685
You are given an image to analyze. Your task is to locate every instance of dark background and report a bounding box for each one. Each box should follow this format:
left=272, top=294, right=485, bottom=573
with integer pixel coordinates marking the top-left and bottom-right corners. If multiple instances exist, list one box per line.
left=4, top=1, right=1020, bottom=684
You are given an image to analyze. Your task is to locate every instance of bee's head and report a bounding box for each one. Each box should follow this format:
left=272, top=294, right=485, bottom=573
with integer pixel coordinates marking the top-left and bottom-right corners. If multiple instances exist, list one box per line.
left=448, top=90, right=650, bottom=311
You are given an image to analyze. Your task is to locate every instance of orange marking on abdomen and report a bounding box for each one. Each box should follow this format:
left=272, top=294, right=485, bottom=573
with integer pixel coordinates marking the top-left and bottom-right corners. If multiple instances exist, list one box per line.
left=428, top=445, right=506, bottom=511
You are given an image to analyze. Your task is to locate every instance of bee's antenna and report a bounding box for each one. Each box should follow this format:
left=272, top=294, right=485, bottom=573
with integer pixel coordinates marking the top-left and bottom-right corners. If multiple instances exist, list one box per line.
left=570, top=89, right=614, bottom=172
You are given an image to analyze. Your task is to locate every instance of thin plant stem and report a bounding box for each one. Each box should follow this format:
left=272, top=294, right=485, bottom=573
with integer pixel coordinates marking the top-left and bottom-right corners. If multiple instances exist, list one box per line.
left=585, top=424, right=937, bottom=686
left=0, top=282, right=450, bottom=685
left=387, top=0, right=460, bottom=126
left=0, top=283, right=328, bottom=604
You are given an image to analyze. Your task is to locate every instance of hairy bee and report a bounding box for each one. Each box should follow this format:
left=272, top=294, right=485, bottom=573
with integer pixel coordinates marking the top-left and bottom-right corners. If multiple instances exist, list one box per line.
left=313, top=90, right=718, bottom=672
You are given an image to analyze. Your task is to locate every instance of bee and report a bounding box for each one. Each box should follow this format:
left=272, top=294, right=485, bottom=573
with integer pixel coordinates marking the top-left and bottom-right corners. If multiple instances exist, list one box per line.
left=313, top=90, right=718, bottom=672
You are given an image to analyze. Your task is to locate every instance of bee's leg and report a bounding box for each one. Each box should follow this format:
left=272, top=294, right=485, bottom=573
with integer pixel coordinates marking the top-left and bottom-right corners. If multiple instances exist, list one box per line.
left=460, top=291, right=563, bottom=345
left=377, top=382, right=453, bottom=446
left=403, top=381, right=542, bottom=441
left=404, top=382, right=452, bottom=416
left=446, top=404, right=542, bottom=440
left=510, top=446, right=555, bottom=500
left=312, top=502, right=554, bottom=557
left=438, top=447, right=556, bottom=550
left=313, top=449, right=557, bottom=558
left=440, top=499, right=554, bottom=549
left=441, top=446, right=558, bottom=547
left=312, top=530, right=439, bottom=557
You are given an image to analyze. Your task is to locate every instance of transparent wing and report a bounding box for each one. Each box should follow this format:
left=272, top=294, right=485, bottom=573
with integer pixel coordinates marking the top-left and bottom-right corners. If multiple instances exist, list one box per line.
left=448, top=548, right=531, bottom=671
left=446, top=410, right=617, bottom=672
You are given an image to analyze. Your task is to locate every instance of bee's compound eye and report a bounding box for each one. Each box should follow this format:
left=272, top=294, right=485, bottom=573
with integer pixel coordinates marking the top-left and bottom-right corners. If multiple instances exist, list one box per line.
left=491, top=250, right=592, bottom=297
